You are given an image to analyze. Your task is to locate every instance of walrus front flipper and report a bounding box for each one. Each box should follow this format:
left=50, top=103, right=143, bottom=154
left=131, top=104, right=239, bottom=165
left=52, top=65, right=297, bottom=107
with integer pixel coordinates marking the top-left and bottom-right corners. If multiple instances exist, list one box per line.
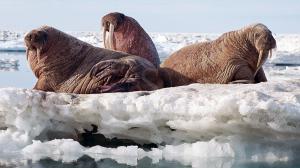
left=98, top=81, right=138, bottom=93
left=90, top=60, right=129, bottom=84
left=89, top=59, right=142, bottom=93
left=229, top=80, right=255, bottom=84
left=254, top=67, right=267, bottom=83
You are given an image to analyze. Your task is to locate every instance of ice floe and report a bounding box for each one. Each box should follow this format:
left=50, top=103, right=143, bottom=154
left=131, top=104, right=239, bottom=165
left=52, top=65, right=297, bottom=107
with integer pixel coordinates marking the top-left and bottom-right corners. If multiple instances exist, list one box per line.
left=0, top=79, right=300, bottom=167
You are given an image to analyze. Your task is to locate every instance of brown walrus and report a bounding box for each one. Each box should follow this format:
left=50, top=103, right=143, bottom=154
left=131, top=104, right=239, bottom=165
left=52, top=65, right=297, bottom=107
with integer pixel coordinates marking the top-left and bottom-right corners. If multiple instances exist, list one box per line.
left=161, top=23, right=276, bottom=86
left=25, top=26, right=163, bottom=94
left=101, top=12, right=160, bottom=67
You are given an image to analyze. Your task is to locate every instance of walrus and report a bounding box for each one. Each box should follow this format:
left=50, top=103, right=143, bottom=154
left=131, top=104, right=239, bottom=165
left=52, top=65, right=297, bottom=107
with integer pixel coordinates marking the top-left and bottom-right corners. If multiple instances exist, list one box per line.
left=25, top=26, right=163, bottom=94
left=101, top=12, right=160, bottom=67
left=160, top=23, right=276, bottom=86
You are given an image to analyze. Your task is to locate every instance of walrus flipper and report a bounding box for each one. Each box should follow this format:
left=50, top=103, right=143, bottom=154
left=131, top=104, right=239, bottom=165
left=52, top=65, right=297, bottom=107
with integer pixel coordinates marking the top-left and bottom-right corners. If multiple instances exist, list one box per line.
left=90, top=60, right=127, bottom=82
left=229, top=80, right=255, bottom=84
left=89, top=60, right=140, bottom=93
left=254, top=67, right=267, bottom=83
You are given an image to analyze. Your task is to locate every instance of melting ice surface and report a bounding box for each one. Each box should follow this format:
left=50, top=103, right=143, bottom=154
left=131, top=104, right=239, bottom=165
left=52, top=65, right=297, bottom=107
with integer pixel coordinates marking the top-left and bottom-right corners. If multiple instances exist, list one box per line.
left=0, top=31, right=300, bottom=168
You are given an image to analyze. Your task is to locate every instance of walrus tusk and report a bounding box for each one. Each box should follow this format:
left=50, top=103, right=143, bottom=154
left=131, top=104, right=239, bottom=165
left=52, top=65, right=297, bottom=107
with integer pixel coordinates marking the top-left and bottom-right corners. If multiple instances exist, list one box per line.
left=253, top=50, right=264, bottom=77
left=254, top=50, right=268, bottom=77
left=109, top=24, right=115, bottom=50
left=26, top=49, right=29, bottom=60
left=103, top=27, right=107, bottom=48
left=269, top=49, right=272, bottom=58
left=257, top=50, right=264, bottom=69
left=37, top=49, right=42, bottom=62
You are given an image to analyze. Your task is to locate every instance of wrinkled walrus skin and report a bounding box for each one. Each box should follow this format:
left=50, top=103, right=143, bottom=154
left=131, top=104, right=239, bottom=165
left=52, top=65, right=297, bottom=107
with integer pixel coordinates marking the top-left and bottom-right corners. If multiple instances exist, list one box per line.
left=161, top=23, right=276, bottom=87
left=102, top=12, right=160, bottom=68
left=25, top=26, right=163, bottom=94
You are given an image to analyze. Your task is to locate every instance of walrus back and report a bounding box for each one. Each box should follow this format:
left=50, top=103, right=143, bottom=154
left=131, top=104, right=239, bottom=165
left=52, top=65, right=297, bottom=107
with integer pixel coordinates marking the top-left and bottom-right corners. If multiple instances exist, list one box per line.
left=161, top=41, right=222, bottom=85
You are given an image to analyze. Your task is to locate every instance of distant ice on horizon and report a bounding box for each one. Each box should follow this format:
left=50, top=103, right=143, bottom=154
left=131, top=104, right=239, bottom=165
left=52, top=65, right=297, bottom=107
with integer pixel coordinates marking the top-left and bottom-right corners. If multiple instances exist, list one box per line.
left=0, top=31, right=300, bottom=64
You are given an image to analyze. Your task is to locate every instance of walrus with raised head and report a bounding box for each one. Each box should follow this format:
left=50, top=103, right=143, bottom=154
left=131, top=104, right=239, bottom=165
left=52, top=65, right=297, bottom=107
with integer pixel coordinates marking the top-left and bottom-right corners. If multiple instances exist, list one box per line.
left=25, top=26, right=163, bottom=94
left=101, top=12, right=160, bottom=67
left=161, top=23, right=276, bottom=86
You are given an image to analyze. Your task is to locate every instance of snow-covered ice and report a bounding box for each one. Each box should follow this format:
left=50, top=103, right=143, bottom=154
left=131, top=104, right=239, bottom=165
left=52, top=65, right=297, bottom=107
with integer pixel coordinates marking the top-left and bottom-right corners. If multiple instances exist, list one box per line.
left=0, top=80, right=300, bottom=167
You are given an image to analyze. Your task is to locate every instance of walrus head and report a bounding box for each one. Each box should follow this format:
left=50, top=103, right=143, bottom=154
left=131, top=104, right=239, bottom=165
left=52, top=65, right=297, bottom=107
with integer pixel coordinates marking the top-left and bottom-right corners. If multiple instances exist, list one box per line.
left=24, top=29, right=48, bottom=51
left=241, top=23, right=276, bottom=75
left=101, top=12, right=126, bottom=49
left=25, top=26, right=88, bottom=78
left=24, top=26, right=61, bottom=63
left=25, top=26, right=57, bottom=77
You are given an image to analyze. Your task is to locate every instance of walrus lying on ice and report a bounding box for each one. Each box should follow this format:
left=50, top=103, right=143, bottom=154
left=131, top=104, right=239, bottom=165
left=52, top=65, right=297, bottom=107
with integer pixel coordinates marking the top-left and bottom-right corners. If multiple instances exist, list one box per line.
left=161, top=23, right=276, bottom=86
left=25, top=26, right=163, bottom=94
left=101, top=12, right=160, bottom=67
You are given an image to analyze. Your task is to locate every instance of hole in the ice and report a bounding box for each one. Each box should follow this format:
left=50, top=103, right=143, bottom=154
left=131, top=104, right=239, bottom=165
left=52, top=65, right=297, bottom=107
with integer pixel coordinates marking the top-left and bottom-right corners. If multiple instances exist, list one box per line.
left=129, top=126, right=138, bottom=130
left=77, top=124, right=158, bottom=148
left=164, top=125, right=176, bottom=131
left=187, top=88, right=198, bottom=92
left=70, top=94, right=81, bottom=102
left=79, top=132, right=158, bottom=149
left=40, top=92, right=46, bottom=100
left=0, top=127, right=7, bottom=130
left=287, top=122, right=297, bottom=128
left=83, top=124, right=98, bottom=134
left=70, top=94, right=77, bottom=99
left=138, top=92, right=150, bottom=96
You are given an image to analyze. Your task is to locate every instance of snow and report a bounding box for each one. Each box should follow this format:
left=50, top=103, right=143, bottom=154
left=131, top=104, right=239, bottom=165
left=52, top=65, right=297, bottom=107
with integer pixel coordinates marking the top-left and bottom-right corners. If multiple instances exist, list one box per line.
left=0, top=79, right=300, bottom=166
left=271, top=34, right=300, bottom=65
left=1, top=31, right=300, bottom=64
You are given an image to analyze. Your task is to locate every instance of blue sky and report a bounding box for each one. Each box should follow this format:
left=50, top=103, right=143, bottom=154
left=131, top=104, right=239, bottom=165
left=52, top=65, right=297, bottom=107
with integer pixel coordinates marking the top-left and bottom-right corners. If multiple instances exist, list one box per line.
left=0, top=0, right=299, bottom=33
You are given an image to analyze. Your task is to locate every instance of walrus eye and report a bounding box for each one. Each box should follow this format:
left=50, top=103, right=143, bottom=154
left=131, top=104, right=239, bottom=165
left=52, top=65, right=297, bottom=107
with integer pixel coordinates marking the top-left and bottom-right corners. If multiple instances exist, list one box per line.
left=254, top=32, right=261, bottom=39
left=25, top=30, right=48, bottom=47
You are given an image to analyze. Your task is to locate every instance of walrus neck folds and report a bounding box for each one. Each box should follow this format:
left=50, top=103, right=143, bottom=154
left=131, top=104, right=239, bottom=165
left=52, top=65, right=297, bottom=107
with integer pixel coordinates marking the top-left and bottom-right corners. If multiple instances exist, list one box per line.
left=219, top=30, right=262, bottom=73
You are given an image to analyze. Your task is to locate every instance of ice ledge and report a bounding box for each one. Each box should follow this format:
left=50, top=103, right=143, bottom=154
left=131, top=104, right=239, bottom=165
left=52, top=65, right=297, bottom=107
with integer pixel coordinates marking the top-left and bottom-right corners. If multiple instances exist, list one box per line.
left=1, top=80, right=300, bottom=165
left=0, top=80, right=300, bottom=144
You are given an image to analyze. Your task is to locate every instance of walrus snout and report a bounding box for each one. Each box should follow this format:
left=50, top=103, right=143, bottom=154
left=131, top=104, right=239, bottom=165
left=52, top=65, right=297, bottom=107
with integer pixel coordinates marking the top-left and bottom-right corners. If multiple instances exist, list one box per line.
left=251, top=23, right=277, bottom=69
left=102, top=12, right=125, bottom=31
left=25, top=30, right=48, bottom=49
left=252, top=23, right=277, bottom=51
left=255, top=32, right=276, bottom=52
left=102, top=12, right=126, bottom=49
